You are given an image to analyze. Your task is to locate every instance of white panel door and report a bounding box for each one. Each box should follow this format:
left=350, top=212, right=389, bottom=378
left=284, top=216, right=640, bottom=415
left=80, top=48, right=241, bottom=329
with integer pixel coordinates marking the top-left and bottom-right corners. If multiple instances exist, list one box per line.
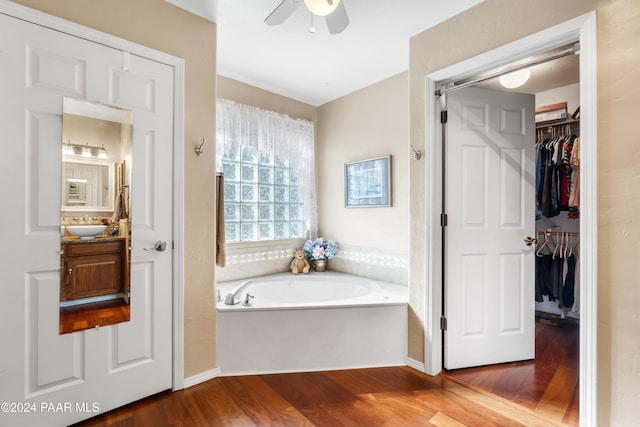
left=0, top=14, right=174, bottom=426
left=445, top=87, right=535, bottom=370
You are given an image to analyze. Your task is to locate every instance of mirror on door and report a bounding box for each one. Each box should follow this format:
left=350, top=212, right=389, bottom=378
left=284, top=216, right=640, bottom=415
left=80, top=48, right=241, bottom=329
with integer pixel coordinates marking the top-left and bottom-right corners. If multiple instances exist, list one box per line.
left=59, top=97, right=133, bottom=334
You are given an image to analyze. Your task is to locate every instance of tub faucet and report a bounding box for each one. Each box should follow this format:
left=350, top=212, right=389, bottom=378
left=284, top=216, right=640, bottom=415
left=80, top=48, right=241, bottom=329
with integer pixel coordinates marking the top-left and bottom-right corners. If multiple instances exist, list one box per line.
left=243, top=293, right=254, bottom=306
left=224, top=280, right=253, bottom=305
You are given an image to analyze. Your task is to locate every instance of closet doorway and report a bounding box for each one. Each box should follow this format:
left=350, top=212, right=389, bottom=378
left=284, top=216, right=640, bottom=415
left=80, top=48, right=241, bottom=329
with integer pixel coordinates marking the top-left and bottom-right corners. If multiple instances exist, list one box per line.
left=423, top=13, right=597, bottom=427
left=442, top=52, right=581, bottom=425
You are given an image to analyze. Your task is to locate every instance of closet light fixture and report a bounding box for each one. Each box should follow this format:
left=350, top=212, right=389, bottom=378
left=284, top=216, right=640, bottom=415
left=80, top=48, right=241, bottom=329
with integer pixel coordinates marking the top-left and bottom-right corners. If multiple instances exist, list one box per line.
left=304, top=0, right=340, bottom=16
left=499, top=68, right=531, bottom=89
left=62, top=141, right=109, bottom=160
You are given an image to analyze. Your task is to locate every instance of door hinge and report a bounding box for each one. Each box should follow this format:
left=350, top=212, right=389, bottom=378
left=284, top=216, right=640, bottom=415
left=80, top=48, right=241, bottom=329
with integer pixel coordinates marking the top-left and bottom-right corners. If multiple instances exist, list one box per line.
left=440, top=110, right=448, bottom=124
left=440, top=213, right=448, bottom=227
left=440, top=316, right=447, bottom=331
left=172, top=241, right=175, bottom=250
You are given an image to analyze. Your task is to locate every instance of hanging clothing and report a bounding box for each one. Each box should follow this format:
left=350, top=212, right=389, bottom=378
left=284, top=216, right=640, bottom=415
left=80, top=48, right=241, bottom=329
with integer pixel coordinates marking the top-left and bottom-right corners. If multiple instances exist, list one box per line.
left=536, top=133, right=579, bottom=219
left=534, top=236, right=580, bottom=315
left=535, top=254, right=554, bottom=301
left=568, top=137, right=580, bottom=218
left=562, top=254, right=577, bottom=308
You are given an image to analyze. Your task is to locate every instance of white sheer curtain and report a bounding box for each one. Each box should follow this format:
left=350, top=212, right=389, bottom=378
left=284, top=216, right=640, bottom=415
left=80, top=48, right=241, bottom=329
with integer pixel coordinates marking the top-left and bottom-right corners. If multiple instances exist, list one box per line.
left=216, top=99, right=317, bottom=240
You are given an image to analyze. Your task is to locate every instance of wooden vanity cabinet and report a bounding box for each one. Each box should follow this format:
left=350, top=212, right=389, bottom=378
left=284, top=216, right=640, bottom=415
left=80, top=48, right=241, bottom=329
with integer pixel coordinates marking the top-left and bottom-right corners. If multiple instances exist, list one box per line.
left=60, top=239, right=126, bottom=301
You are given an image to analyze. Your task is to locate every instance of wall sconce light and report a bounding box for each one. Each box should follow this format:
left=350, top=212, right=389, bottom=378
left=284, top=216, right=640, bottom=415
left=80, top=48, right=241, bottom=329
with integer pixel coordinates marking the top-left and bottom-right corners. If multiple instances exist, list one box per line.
left=63, top=141, right=108, bottom=159
left=63, top=140, right=74, bottom=156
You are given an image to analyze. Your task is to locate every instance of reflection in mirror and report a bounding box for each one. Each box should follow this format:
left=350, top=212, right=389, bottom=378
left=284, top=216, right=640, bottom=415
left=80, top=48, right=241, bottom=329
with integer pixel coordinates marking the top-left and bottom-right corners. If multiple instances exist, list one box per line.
left=62, top=158, right=115, bottom=211
left=59, top=97, right=134, bottom=334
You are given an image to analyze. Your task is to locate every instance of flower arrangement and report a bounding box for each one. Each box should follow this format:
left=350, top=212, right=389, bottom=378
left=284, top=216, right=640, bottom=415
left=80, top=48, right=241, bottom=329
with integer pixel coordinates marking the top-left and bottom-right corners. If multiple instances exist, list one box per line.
left=303, top=238, right=339, bottom=261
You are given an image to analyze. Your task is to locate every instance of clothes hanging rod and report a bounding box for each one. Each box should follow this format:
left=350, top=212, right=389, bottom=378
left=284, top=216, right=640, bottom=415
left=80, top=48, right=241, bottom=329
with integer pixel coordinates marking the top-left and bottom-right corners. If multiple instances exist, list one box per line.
left=536, top=118, right=580, bottom=129
left=435, top=44, right=580, bottom=97
left=536, top=231, right=579, bottom=237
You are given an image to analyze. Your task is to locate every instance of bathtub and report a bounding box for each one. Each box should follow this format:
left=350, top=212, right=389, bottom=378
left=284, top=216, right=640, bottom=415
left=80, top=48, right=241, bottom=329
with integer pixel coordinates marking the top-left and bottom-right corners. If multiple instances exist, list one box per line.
left=216, top=271, right=408, bottom=376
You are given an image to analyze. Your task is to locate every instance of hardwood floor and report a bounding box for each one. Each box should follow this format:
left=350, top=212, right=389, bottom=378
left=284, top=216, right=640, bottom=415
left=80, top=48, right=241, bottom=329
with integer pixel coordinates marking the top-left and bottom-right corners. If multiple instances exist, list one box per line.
left=73, top=365, right=571, bottom=427
left=443, top=319, right=579, bottom=426
left=70, top=318, right=577, bottom=426
left=59, top=298, right=130, bottom=334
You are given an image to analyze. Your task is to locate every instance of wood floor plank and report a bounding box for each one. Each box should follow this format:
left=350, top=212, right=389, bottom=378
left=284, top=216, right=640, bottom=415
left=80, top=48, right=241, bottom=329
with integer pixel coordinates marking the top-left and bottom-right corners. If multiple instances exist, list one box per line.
left=432, top=376, right=563, bottom=427
left=220, top=376, right=313, bottom=426
left=260, top=371, right=391, bottom=426
left=429, top=411, right=467, bottom=427
left=483, top=363, right=535, bottom=401
left=563, top=383, right=580, bottom=426
left=443, top=321, right=579, bottom=425
left=535, top=365, right=579, bottom=420
left=325, top=368, right=440, bottom=423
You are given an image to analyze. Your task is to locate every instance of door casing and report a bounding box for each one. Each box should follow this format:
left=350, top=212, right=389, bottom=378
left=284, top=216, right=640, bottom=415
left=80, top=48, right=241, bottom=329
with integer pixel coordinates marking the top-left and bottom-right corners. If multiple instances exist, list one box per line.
left=0, top=1, right=187, bottom=390
left=423, top=12, right=597, bottom=426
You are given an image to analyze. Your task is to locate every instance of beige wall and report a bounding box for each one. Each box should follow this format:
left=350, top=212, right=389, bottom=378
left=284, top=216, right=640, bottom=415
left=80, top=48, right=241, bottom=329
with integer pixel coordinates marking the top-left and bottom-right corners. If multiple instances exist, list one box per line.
left=217, top=75, right=317, bottom=123
left=14, top=0, right=219, bottom=377
left=409, top=0, right=640, bottom=424
left=317, top=72, right=408, bottom=251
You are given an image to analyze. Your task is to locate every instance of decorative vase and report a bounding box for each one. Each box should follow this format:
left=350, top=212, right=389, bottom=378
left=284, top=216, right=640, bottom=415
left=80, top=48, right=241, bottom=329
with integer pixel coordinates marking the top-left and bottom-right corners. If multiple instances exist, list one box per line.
left=314, top=259, right=327, bottom=272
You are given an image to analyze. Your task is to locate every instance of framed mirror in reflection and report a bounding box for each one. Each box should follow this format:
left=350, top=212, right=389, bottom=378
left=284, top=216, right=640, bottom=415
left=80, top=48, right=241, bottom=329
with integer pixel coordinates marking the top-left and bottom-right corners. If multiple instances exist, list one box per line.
left=59, top=97, right=134, bottom=334
left=62, top=158, right=115, bottom=211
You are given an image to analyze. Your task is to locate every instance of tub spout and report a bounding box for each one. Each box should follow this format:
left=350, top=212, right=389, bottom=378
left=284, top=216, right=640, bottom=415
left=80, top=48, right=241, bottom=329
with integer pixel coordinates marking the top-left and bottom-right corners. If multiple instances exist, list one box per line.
left=224, top=280, right=253, bottom=305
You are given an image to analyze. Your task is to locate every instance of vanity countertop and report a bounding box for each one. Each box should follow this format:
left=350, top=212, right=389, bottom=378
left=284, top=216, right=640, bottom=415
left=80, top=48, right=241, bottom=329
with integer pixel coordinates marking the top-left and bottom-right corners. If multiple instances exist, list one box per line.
left=61, top=236, right=126, bottom=244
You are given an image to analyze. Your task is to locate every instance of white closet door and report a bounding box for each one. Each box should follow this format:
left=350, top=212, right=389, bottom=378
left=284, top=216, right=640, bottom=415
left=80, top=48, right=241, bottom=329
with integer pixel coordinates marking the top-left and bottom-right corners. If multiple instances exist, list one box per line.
left=0, top=13, right=174, bottom=426
left=445, top=87, right=536, bottom=370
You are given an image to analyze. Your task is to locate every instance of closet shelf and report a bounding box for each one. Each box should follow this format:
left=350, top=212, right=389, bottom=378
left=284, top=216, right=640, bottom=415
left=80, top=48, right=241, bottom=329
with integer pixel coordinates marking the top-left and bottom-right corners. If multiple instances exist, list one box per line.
left=535, top=117, right=580, bottom=129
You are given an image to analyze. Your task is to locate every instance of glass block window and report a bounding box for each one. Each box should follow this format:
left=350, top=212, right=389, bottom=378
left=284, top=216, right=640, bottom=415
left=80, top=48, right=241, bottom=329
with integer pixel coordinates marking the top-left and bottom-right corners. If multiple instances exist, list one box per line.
left=222, top=149, right=306, bottom=242
left=217, top=99, right=316, bottom=243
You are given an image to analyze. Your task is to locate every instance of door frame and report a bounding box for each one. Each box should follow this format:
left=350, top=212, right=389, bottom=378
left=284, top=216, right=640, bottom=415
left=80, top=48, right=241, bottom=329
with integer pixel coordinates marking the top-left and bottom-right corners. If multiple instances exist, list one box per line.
left=423, top=12, right=597, bottom=425
left=0, top=2, right=187, bottom=390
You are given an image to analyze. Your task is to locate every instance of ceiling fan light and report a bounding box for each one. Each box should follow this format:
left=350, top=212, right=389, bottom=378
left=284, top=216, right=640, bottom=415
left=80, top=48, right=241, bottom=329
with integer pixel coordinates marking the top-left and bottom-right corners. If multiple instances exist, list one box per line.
left=499, top=69, right=531, bottom=89
left=304, top=0, right=340, bottom=17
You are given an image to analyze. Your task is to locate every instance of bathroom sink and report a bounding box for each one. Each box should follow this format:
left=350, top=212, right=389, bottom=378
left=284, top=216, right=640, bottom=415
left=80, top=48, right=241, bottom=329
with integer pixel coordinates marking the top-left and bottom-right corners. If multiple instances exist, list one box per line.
left=66, top=225, right=107, bottom=240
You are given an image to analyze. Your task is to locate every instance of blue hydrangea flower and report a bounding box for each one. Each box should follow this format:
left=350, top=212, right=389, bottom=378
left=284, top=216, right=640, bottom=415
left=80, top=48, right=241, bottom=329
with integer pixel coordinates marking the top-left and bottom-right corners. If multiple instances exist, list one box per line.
left=303, top=238, right=339, bottom=260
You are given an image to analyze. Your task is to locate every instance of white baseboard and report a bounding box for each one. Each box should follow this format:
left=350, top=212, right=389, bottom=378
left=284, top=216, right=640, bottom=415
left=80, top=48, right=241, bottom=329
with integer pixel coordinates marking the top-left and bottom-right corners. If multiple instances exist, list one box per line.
left=405, top=357, right=426, bottom=373
left=183, top=367, right=222, bottom=389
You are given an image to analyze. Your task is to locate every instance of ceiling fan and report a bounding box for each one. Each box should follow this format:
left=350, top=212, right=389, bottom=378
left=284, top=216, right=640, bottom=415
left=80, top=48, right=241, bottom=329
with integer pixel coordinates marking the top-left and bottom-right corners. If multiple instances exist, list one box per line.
left=265, top=0, right=350, bottom=34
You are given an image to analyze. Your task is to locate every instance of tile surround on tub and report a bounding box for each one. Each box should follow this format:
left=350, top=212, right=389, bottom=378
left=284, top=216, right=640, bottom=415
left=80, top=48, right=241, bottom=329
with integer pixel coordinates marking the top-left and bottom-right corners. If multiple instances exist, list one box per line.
left=216, top=242, right=408, bottom=286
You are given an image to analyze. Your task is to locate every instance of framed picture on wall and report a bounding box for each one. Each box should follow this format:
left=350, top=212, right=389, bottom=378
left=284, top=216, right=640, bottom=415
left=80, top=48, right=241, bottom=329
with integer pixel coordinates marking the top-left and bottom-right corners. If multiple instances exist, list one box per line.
left=344, top=155, right=391, bottom=208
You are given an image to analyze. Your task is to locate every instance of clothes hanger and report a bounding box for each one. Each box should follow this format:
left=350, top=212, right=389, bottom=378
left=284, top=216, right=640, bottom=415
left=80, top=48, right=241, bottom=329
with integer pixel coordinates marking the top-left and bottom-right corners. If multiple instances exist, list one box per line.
left=552, top=233, right=560, bottom=259
left=535, top=232, right=549, bottom=257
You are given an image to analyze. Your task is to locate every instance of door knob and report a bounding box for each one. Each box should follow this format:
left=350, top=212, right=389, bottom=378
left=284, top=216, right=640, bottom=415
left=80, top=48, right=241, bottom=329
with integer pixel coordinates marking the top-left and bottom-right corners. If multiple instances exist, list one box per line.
left=523, top=236, right=537, bottom=246
left=144, top=240, right=168, bottom=252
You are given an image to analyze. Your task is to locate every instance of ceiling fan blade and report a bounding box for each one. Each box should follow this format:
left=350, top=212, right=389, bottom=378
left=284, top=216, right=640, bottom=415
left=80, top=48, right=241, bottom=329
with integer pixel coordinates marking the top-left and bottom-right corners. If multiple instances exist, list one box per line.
left=265, top=0, right=301, bottom=26
left=325, top=1, right=349, bottom=34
